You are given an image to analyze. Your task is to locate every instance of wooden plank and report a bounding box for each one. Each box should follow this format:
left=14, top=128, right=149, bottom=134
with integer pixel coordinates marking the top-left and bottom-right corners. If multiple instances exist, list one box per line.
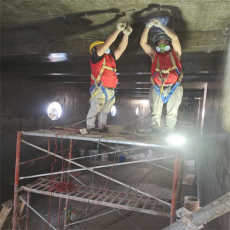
left=163, top=192, right=230, bottom=230
left=0, top=200, right=13, bottom=230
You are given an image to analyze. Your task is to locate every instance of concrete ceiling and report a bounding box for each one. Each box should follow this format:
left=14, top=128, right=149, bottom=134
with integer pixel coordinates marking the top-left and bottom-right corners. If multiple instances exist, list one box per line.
left=1, top=0, right=230, bottom=56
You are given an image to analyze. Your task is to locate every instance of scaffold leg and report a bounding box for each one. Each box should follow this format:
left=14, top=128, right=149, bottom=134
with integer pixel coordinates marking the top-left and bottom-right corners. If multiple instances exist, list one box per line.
left=64, top=140, right=73, bottom=229
left=170, top=153, right=183, bottom=223
left=12, top=131, right=22, bottom=230
left=25, top=192, right=31, bottom=230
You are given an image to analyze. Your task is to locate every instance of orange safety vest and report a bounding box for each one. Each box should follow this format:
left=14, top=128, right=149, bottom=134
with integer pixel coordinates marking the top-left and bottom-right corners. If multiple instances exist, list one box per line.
left=90, top=54, right=118, bottom=88
left=151, top=49, right=182, bottom=86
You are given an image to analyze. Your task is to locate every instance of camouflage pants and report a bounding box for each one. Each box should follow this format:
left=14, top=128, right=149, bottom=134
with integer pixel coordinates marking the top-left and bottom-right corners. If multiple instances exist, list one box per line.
left=86, top=87, right=115, bottom=129
left=149, top=84, right=183, bottom=130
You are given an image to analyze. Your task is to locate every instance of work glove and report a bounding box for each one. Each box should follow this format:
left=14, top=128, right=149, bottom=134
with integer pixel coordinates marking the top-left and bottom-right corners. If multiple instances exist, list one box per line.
left=117, top=22, right=127, bottom=31
left=146, top=19, right=162, bottom=29
left=123, top=26, right=133, bottom=36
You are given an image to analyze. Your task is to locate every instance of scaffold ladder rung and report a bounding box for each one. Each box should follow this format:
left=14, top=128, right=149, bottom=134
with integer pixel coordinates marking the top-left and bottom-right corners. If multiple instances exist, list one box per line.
left=20, top=179, right=170, bottom=217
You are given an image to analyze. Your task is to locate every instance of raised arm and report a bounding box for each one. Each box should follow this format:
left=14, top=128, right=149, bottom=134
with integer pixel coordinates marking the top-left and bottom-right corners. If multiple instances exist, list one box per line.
left=114, top=26, right=132, bottom=60
left=151, top=19, right=182, bottom=57
left=96, top=23, right=126, bottom=57
left=140, top=23, right=155, bottom=58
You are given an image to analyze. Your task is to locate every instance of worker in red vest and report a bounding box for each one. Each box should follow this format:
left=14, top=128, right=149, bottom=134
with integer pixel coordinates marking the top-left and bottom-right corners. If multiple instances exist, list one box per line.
left=86, top=23, right=132, bottom=132
left=140, top=19, right=183, bottom=132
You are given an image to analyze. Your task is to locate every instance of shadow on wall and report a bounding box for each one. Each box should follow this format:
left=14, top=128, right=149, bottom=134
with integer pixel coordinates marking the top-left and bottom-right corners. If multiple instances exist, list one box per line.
left=3, top=4, right=187, bottom=55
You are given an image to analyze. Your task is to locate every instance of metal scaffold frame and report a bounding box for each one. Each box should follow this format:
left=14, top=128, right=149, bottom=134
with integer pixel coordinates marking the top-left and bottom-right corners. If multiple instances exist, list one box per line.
left=12, top=129, right=184, bottom=230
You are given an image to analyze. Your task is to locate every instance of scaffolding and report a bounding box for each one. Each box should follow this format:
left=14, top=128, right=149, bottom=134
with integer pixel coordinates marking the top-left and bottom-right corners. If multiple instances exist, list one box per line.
left=12, top=128, right=184, bottom=230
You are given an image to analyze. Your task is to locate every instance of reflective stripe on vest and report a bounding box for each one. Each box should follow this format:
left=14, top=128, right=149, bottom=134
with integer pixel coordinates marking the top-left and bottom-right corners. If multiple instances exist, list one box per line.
left=91, top=57, right=117, bottom=87
left=153, top=82, right=180, bottom=104
left=152, top=51, right=183, bottom=96
left=90, top=57, right=116, bottom=102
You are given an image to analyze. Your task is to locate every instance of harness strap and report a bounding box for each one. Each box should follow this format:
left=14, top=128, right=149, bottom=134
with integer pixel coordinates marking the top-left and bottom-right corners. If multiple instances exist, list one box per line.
left=91, top=58, right=106, bottom=86
left=90, top=83, right=115, bottom=103
left=90, top=57, right=116, bottom=102
left=154, top=51, right=182, bottom=94
left=103, top=65, right=117, bottom=72
left=153, top=82, right=180, bottom=104
left=169, top=51, right=177, bottom=69
left=91, top=57, right=117, bottom=86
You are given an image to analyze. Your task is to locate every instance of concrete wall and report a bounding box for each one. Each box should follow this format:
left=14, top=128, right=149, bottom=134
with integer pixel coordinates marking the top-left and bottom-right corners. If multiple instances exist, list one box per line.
left=197, top=87, right=230, bottom=230
left=0, top=73, right=89, bottom=203
left=0, top=63, right=3, bottom=203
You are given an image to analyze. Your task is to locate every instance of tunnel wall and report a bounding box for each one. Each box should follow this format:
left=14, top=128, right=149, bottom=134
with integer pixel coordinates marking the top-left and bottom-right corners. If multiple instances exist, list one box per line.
left=0, top=73, right=89, bottom=203
left=197, top=88, right=230, bottom=230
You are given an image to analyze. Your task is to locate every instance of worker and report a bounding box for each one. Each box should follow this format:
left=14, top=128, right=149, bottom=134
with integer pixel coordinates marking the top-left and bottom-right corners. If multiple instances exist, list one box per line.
left=140, top=19, right=183, bottom=133
left=86, top=23, right=132, bottom=132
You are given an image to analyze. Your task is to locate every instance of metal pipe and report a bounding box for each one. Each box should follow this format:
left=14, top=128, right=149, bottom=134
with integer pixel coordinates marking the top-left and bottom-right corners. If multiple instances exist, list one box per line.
left=58, top=140, right=63, bottom=229
left=68, top=173, right=85, bottom=186
left=64, top=140, right=73, bottom=229
left=25, top=192, right=30, bottom=230
left=151, top=163, right=173, bottom=173
left=21, top=130, right=169, bottom=149
left=98, top=142, right=117, bottom=150
left=12, top=131, right=22, bottom=230
left=20, top=155, right=174, bottom=180
left=65, top=209, right=115, bottom=227
left=47, top=137, right=52, bottom=230
left=19, top=196, right=57, bottom=230
left=21, top=139, right=171, bottom=207
left=71, top=146, right=144, bottom=160
left=20, top=147, right=70, bottom=166
left=20, top=154, right=51, bottom=165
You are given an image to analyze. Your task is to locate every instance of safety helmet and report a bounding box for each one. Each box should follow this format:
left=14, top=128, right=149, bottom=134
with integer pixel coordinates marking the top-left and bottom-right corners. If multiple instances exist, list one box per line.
left=89, top=41, right=104, bottom=54
left=152, top=33, right=171, bottom=46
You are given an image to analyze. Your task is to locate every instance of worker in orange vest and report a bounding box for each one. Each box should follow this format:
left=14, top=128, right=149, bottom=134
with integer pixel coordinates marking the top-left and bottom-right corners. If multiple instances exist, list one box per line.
left=140, top=19, right=183, bottom=132
left=87, top=23, right=132, bottom=132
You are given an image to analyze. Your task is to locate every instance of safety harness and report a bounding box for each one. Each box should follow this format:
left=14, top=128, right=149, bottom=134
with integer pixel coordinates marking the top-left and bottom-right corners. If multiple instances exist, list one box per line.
left=152, top=51, right=183, bottom=104
left=90, top=57, right=116, bottom=103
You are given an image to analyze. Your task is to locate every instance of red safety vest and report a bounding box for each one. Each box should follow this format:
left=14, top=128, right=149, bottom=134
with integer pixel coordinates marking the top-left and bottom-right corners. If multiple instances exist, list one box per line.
left=90, top=54, right=118, bottom=88
left=151, top=49, right=182, bottom=86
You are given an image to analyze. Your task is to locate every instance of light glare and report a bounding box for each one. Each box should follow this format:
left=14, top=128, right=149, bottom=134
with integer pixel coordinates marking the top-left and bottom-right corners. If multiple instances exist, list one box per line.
left=167, top=134, right=186, bottom=146
left=48, top=53, right=68, bottom=62
left=111, top=105, right=117, bottom=117
left=135, top=106, right=140, bottom=116
left=47, top=102, right=63, bottom=120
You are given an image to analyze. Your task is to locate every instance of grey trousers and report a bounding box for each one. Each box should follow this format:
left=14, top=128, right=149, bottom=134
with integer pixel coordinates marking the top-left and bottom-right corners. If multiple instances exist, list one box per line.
left=149, top=85, right=183, bottom=130
left=86, top=87, right=115, bottom=129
